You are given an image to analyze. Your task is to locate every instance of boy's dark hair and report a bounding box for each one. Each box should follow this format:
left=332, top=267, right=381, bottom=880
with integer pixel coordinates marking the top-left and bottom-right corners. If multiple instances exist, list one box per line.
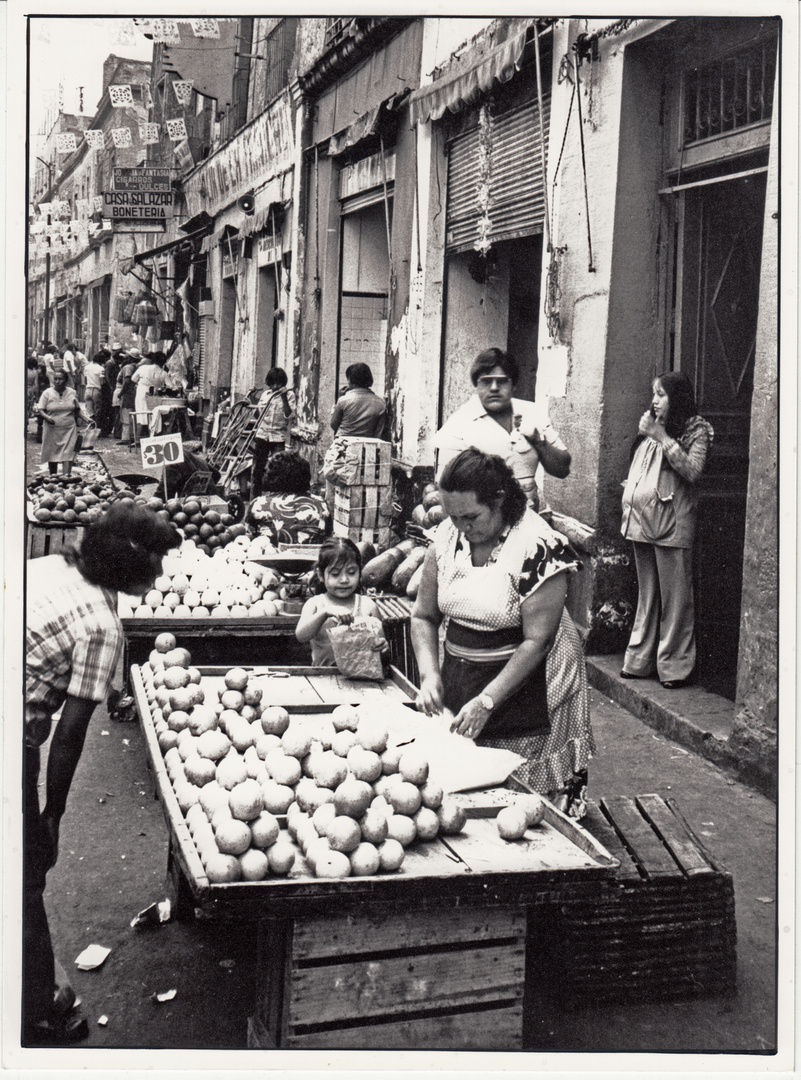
left=265, top=367, right=288, bottom=389
left=470, top=348, right=519, bottom=387
left=312, top=537, right=362, bottom=594
left=345, top=362, right=373, bottom=388
left=71, top=502, right=181, bottom=594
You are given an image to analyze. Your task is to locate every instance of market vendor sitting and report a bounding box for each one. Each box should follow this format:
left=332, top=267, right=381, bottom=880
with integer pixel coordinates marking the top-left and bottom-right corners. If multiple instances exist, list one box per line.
left=245, top=450, right=330, bottom=546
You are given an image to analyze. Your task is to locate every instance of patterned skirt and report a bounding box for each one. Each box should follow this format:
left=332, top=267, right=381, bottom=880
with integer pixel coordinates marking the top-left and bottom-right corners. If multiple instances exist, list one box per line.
left=477, top=609, right=596, bottom=800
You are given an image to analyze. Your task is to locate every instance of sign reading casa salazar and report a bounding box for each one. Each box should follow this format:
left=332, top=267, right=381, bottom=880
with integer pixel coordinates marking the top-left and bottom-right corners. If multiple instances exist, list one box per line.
left=103, top=167, right=173, bottom=225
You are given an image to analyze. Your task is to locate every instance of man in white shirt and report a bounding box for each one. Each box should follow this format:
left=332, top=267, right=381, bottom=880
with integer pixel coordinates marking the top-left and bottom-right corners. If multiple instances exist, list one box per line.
left=82, top=354, right=105, bottom=419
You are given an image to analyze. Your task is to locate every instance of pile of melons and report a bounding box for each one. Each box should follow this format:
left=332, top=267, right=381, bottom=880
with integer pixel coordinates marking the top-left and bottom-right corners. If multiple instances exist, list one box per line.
left=140, top=637, right=467, bottom=883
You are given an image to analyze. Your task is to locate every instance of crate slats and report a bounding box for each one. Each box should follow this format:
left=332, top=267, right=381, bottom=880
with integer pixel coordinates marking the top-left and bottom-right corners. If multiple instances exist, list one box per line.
left=285, top=1003, right=523, bottom=1050
left=291, top=906, right=525, bottom=960
left=331, top=438, right=393, bottom=547
left=27, top=524, right=85, bottom=560
left=635, top=794, right=713, bottom=875
left=600, top=795, right=681, bottom=877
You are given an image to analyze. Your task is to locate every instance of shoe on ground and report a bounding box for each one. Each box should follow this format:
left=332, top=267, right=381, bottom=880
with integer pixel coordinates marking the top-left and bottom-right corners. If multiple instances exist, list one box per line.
left=24, top=1012, right=88, bottom=1046
left=53, top=984, right=76, bottom=1020
left=620, top=669, right=650, bottom=679
left=660, top=678, right=692, bottom=689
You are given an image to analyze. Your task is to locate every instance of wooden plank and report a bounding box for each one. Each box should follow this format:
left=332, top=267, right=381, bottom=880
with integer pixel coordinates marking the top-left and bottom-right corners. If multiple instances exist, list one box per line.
left=635, top=794, right=713, bottom=876
left=600, top=795, right=681, bottom=878
left=122, top=617, right=299, bottom=633
left=285, top=1003, right=522, bottom=1050
left=291, top=904, right=525, bottom=961
left=443, top=818, right=607, bottom=874
left=288, top=942, right=524, bottom=1026
left=665, top=797, right=729, bottom=873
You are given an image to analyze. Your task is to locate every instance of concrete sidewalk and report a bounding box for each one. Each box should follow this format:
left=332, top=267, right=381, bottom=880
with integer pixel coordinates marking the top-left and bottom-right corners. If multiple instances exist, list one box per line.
left=586, top=653, right=774, bottom=798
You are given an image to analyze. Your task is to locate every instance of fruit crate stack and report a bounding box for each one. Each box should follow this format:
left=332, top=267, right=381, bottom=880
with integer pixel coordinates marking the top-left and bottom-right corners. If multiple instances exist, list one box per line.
left=331, top=439, right=393, bottom=548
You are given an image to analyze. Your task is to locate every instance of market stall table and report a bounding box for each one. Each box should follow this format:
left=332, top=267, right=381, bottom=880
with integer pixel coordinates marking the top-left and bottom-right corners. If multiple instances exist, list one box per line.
left=131, top=664, right=617, bottom=1050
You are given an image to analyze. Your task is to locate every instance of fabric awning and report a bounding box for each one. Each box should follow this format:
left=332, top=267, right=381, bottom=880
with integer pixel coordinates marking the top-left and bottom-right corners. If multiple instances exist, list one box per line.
left=327, top=90, right=410, bottom=156
left=409, top=24, right=532, bottom=125
left=120, top=226, right=211, bottom=275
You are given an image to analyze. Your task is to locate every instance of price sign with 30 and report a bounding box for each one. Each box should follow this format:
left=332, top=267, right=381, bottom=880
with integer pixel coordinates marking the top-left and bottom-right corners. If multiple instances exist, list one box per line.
left=140, top=433, right=185, bottom=469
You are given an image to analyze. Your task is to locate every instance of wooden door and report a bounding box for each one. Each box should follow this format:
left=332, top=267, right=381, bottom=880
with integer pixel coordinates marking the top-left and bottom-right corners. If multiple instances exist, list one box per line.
left=674, top=172, right=766, bottom=696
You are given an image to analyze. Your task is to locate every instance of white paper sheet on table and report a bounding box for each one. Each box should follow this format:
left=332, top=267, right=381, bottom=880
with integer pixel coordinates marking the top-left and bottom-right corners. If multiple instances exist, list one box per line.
left=380, top=702, right=525, bottom=793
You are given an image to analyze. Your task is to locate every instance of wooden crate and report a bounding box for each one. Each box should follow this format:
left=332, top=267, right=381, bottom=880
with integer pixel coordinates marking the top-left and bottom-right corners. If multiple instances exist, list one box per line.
left=535, top=795, right=737, bottom=1007
left=374, top=595, right=418, bottom=685
left=249, top=905, right=526, bottom=1050
left=26, top=524, right=85, bottom=560
left=331, top=439, right=393, bottom=547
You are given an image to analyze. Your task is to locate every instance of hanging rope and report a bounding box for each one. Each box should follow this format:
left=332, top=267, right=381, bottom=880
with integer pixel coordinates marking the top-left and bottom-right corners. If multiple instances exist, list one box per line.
left=573, top=56, right=595, bottom=272
left=533, top=25, right=552, bottom=254
left=379, top=133, right=394, bottom=269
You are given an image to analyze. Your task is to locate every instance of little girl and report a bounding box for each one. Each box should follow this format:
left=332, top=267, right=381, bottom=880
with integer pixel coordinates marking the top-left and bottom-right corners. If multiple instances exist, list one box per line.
left=295, top=538, right=387, bottom=667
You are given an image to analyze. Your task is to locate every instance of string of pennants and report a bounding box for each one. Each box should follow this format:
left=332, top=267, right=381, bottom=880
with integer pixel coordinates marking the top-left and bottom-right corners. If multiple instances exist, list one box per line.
left=54, top=80, right=192, bottom=156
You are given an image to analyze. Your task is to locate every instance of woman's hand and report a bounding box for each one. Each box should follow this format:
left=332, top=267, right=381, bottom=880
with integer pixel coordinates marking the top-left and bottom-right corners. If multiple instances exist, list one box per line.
left=416, top=674, right=444, bottom=716
left=638, top=410, right=665, bottom=441
left=450, top=697, right=492, bottom=740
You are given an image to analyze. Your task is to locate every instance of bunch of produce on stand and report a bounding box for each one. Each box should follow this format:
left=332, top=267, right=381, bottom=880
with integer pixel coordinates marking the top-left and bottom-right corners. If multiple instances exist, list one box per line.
left=144, top=495, right=247, bottom=554
left=27, top=455, right=120, bottom=524
left=408, top=481, right=445, bottom=530
left=138, top=641, right=494, bottom=884
left=118, top=536, right=314, bottom=620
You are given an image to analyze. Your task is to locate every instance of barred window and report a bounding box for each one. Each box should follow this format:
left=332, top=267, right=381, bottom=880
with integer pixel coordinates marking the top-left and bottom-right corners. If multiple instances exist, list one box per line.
left=683, top=38, right=776, bottom=147
left=324, top=17, right=357, bottom=48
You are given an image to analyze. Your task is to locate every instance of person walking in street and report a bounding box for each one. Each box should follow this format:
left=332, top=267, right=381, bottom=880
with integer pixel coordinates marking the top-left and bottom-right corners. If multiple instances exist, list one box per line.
left=434, top=347, right=570, bottom=521
left=34, top=369, right=88, bottom=477
left=100, top=345, right=123, bottom=438
left=34, top=360, right=50, bottom=443
left=82, top=353, right=105, bottom=421
left=329, top=362, right=388, bottom=439
left=115, top=349, right=140, bottom=446
left=132, top=351, right=167, bottom=438
left=24, top=503, right=181, bottom=1045
left=620, top=371, right=714, bottom=689
left=250, top=367, right=296, bottom=500
left=60, top=342, right=77, bottom=389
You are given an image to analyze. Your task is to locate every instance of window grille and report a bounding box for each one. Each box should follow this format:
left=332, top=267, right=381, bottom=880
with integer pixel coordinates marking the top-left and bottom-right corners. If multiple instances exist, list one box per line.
left=324, top=17, right=357, bottom=48
left=683, top=38, right=776, bottom=146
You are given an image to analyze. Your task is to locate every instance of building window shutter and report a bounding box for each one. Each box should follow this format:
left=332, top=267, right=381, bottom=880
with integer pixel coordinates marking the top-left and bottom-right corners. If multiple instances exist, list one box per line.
left=445, top=93, right=550, bottom=254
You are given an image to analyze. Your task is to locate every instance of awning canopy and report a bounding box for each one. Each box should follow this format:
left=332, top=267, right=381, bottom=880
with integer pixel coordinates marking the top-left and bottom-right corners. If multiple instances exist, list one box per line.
left=120, top=225, right=211, bottom=275
left=327, top=89, right=410, bottom=156
left=409, top=23, right=533, bottom=125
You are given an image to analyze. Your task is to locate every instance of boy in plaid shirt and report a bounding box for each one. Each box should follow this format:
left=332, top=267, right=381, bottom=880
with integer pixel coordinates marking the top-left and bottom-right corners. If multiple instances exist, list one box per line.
left=24, top=504, right=180, bottom=1044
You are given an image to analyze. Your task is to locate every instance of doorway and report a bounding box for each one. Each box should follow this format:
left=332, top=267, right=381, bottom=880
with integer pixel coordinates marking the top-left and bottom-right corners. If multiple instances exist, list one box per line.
left=672, top=171, right=766, bottom=697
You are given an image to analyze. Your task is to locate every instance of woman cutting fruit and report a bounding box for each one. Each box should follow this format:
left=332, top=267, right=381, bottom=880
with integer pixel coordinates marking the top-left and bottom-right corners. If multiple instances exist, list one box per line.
left=410, top=449, right=595, bottom=819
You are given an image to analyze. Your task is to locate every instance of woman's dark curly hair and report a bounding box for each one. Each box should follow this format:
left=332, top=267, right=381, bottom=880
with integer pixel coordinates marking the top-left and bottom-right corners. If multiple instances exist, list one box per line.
left=470, top=348, right=519, bottom=387
left=263, top=450, right=311, bottom=495
left=656, top=371, right=697, bottom=438
left=438, top=448, right=527, bottom=527
left=70, top=502, right=181, bottom=594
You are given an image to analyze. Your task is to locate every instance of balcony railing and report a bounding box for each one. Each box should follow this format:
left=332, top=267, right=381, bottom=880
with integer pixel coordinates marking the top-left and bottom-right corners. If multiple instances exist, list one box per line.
left=683, top=38, right=776, bottom=146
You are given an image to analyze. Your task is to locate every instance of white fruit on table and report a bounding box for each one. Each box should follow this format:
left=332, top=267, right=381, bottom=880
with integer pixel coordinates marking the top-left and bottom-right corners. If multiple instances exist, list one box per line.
left=239, top=847, right=270, bottom=881
left=377, top=838, right=405, bottom=871
left=250, top=811, right=280, bottom=849
left=267, top=841, right=296, bottom=875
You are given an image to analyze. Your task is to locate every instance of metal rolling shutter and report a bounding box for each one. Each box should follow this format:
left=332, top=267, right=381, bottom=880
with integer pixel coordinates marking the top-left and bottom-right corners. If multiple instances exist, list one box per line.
left=446, top=93, right=551, bottom=254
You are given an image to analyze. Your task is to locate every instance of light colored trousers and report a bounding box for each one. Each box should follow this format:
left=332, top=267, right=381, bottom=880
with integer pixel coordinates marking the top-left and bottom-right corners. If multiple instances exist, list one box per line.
left=623, top=541, right=696, bottom=682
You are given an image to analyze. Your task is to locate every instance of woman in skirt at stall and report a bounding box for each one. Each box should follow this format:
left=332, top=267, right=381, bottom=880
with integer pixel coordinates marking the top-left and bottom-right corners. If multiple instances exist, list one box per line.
left=410, top=449, right=595, bottom=819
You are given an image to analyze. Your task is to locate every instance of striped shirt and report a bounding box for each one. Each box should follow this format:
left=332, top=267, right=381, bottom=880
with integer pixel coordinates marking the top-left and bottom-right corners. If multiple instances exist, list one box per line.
left=26, top=555, right=123, bottom=747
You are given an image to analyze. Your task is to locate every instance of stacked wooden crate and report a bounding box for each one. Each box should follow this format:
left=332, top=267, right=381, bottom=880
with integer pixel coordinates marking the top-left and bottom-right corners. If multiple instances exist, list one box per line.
left=332, top=439, right=393, bottom=548
left=27, top=524, right=86, bottom=559
left=536, top=794, right=737, bottom=1007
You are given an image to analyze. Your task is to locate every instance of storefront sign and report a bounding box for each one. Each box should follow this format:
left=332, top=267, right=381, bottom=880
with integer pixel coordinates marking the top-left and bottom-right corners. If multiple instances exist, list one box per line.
left=113, top=167, right=172, bottom=192
left=339, top=151, right=396, bottom=200
left=257, top=233, right=282, bottom=267
left=102, top=190, right=174, bottom=222
left=184, top=91, right=294, bottom=216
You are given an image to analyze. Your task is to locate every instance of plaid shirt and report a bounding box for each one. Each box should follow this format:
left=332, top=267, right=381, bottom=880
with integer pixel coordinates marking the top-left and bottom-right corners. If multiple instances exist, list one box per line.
left=26, top=556, right=123, bottom=747
left=255, top=388, right=295, bottom=442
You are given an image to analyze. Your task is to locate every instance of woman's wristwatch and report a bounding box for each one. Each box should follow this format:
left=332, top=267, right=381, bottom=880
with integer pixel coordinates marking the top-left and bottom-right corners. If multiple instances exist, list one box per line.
left=478, top=693, right=495, bottom=712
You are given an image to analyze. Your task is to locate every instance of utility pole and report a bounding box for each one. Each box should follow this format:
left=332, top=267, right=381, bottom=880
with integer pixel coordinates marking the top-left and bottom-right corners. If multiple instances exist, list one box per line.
left=36, top=156, right=54, bottom=343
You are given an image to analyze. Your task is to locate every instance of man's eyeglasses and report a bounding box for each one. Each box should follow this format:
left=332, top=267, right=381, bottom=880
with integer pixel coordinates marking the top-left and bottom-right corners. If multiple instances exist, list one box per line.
left=477, top=376, right=512, bottom=389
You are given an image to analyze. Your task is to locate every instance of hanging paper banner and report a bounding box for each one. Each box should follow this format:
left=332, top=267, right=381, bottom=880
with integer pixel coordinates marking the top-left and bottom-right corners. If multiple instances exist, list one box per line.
left=77, top=199, right=90, bottom=218
left=190, top=18, right=220, bottom=39
left=150, top=19, right=180, bottom=45
left=173, top=80, right=193, bottom=107
left=111, top=127, right=133, bottom=148
left=52, top=200, right=70, bottom=218
left=56, top=133, right=77, bottom=153
left=113, top=20, right=136, bottom=46
left=109, top=85, right=135, bottom=108
left=165, top=117, right=188, bottom=142
left=140, top=122, right=160, bottom=145
left=85, top=129, right=105, bottom=150
left=38, top=202, right=52, bottom=218
left=93, top=195, right=104, bottom=213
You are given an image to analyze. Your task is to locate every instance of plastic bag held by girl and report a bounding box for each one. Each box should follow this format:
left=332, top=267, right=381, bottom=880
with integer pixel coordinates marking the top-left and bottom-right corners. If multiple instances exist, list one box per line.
left=326, top=617, right=385, bottom=680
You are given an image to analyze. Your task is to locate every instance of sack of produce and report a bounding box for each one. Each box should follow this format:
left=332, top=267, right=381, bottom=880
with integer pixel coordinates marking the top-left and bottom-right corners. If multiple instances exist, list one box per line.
left=327, top=617, right=385, bottom=680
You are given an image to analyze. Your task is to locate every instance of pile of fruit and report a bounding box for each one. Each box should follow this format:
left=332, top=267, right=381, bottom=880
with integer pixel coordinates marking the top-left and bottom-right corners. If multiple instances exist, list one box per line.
left=409, top=482, right=445, bottom=531
left=146, top=496, right=248, bottom=556
left=140, top=637, right=470, bottom=883
left=28, top=467, right=121, bottom=525
left=119, top=537, right=307, bottom=619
